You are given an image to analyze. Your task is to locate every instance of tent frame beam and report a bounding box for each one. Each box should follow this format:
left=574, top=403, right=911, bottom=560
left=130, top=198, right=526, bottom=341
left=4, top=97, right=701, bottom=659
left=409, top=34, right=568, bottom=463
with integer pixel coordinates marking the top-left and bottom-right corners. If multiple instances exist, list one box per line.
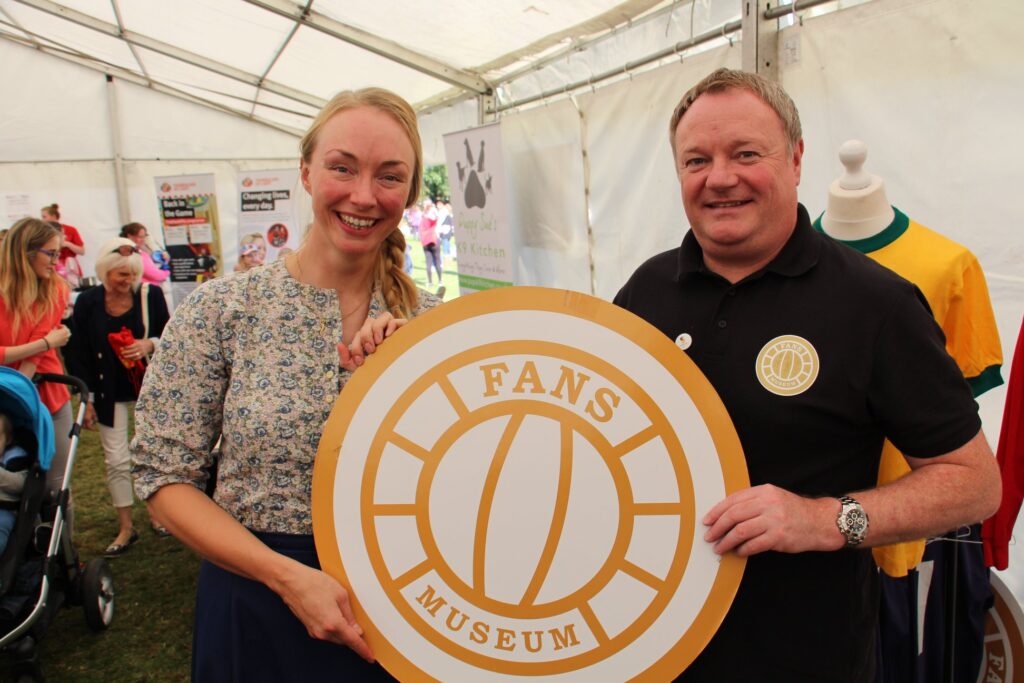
left=742, top=0, right=778, bottom=78
left=105, top=75, right=130, bottom=224
left=243, top=0, right=491, bottom=95
left=0, top=30, right=304, bottom=138
left=493, top=18, right=742, bottom=114
left=14, top=0, right=326, bottom=110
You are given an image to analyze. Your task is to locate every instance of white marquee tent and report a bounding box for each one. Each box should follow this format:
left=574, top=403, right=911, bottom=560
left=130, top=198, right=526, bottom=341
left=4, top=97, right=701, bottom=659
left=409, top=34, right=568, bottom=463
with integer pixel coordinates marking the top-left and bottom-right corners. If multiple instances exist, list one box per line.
left=2, top=0, right=1024, bottom=584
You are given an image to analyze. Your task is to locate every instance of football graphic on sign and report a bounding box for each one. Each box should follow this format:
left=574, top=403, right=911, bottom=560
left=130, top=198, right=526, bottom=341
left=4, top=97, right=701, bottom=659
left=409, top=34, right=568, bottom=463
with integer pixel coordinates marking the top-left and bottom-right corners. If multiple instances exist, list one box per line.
left=313, top=287, right=748, bottom=681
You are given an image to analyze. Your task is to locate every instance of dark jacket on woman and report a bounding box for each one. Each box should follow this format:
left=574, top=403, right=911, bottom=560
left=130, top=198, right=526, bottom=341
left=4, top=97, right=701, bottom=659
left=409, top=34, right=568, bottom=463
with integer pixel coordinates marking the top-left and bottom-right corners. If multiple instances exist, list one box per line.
left=67, top=284, right=169, bottom=427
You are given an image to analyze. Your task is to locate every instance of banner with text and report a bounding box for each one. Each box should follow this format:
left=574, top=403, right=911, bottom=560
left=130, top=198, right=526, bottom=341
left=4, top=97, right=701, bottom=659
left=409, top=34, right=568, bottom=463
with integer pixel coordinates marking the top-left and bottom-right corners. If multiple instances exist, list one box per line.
left=443, top=122, right=513, bottom=293
left=237, top=168, right=301, bottom=269
left=155, top=173, right=222, bottom=308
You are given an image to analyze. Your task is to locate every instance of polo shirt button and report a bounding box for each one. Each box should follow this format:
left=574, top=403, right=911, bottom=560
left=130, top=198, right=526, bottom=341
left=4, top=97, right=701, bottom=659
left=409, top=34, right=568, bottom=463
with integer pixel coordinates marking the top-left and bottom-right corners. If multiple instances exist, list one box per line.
left=325, top=370, right=335, bottom=379
left=717, top=320, right=727, bottom=328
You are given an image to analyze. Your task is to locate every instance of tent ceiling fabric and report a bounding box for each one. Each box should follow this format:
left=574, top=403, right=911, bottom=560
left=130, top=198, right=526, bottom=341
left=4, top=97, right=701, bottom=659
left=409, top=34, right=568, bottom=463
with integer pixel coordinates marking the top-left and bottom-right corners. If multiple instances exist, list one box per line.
left=0, top=0, right=674, bottom=134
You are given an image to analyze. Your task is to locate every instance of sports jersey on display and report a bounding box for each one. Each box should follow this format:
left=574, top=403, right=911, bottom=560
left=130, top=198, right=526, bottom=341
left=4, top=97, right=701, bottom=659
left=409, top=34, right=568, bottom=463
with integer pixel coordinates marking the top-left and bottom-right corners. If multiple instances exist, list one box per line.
left=815, top=207, right=1003, bottom=683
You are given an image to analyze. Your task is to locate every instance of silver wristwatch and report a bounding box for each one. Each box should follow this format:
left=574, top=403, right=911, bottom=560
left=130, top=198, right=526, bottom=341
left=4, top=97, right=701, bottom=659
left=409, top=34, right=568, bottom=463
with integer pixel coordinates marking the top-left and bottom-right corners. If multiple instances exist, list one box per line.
left=836, top=495, right=869, bottom=547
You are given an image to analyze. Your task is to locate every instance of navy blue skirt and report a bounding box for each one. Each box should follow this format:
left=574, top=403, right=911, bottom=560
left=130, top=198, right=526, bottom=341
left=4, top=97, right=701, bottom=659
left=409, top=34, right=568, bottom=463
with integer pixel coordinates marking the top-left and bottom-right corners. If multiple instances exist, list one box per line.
left=192, top=531, right=397, bottom=683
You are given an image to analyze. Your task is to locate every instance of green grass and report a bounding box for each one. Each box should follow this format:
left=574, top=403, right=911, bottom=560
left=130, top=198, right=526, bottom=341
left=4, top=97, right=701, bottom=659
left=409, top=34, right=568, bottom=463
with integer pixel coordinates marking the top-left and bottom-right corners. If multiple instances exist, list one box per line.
left=0, top=405, right=198, bottom=682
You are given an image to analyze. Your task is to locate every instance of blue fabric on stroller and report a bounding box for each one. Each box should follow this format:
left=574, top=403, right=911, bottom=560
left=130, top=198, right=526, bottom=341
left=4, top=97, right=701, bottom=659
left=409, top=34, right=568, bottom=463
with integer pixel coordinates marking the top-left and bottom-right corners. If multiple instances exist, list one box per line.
left=0, top=368, right=53, bottom=472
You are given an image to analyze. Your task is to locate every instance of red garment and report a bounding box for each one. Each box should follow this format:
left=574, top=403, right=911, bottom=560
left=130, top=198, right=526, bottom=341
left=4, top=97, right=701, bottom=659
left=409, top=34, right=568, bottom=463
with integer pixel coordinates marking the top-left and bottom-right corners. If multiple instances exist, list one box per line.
left=107, top=326, right=146, bottom=394
left=0, top=288, right=70, bottom=413
left=419, top=206, right=439, bottom=247
left=58, top=223, right=83, bottom=261
left=982, top=317, right=1024, bottom=569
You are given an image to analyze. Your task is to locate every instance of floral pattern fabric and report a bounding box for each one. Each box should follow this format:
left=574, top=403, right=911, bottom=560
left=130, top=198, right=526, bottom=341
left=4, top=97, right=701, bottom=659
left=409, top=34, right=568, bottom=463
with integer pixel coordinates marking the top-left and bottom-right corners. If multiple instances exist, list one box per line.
left=131, top=259, right=440, bottom=534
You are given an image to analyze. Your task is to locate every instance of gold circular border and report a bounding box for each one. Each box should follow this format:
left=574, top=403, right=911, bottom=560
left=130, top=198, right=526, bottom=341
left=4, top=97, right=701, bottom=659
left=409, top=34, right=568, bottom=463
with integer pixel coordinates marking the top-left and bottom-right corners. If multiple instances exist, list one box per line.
left=313, top=286, right=749, bottom=682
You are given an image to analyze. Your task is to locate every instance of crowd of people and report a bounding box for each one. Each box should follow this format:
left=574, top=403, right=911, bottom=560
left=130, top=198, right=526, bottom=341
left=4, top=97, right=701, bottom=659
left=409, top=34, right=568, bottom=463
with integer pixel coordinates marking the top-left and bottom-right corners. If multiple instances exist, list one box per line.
left=0, top=215, right=177, bottom=557
left=0, top=70, right=1004, bottom=682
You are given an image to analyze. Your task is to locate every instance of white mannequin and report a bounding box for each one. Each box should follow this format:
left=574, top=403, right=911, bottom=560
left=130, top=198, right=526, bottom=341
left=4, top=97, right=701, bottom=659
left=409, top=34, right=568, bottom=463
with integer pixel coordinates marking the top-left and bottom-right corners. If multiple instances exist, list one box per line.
left=820, top=140, right=896, bottom=240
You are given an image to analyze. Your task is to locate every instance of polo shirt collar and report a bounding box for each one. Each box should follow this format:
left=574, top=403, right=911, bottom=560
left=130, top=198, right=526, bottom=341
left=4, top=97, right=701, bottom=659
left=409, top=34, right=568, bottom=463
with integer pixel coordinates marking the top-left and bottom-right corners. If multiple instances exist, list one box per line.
left=675, top=203, right=819, bottom=282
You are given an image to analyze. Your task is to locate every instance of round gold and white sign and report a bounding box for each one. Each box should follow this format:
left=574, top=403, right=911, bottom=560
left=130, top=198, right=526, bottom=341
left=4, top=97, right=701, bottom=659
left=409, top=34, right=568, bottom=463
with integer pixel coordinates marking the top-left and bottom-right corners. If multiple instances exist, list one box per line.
left=313, top=287, right=748, bottom=681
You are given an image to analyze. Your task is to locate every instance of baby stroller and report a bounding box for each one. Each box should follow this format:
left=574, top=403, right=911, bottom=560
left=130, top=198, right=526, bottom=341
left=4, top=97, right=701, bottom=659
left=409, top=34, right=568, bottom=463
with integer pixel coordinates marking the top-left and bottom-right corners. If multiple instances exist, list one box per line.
left=0, top=368, right=114, bottom=681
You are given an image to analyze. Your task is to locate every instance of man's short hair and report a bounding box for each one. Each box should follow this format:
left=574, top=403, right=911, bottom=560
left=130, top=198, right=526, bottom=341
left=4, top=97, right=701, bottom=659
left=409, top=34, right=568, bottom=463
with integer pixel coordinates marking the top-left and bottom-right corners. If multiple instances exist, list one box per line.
left=669, top=68, right=803, bottom=154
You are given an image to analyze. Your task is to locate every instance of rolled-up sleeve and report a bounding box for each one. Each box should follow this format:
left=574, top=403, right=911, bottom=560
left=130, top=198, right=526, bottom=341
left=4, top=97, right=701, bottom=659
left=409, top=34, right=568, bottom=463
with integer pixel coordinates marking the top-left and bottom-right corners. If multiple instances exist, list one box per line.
left=131, top=283, right=231, bottom=500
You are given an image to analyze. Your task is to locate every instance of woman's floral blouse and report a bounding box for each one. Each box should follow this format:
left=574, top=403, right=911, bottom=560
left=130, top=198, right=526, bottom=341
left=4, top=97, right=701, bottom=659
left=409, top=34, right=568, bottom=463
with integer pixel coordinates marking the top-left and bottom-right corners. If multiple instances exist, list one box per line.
left=131, top=259, right=440, bottom=534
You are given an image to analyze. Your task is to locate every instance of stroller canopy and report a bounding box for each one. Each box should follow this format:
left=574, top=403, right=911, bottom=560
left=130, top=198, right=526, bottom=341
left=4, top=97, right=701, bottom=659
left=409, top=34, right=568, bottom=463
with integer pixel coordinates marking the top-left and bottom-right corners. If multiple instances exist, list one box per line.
left=0, top=368, right=54, bottom=472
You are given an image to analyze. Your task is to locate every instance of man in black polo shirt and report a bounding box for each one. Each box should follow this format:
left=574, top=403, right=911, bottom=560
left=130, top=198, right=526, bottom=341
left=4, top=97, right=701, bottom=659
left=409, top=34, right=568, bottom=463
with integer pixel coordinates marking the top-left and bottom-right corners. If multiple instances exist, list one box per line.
left=613, top=68, right=1000, bottom=682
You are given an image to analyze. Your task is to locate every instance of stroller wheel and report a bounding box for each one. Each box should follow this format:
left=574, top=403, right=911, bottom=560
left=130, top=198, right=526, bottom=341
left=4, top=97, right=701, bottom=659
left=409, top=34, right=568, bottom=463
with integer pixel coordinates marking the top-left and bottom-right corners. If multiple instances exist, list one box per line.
left=81, top=559, right=114, bottom=631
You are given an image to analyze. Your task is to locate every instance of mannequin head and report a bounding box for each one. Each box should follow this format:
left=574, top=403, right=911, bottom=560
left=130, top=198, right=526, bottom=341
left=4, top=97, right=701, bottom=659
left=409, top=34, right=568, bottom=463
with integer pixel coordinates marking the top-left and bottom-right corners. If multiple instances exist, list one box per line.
left=820, top=140, right=895, bottom=240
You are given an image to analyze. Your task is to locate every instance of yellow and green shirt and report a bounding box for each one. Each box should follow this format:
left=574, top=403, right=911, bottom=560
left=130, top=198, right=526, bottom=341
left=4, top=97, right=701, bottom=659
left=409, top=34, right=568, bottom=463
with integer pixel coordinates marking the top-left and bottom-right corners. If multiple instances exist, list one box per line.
left=815, top=207, right=1003, bottom=576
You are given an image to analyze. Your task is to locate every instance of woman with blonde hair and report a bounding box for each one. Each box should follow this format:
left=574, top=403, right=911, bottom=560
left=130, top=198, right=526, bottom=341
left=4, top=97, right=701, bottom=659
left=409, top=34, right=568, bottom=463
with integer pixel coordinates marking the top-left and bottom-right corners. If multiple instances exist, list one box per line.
left=233, top=232, right=267, bottom=272
left=67, top=238, right=169, bottom=556
left=0, top=218, right=74, bottom=500
left=133, top=87, right=441, bottom=680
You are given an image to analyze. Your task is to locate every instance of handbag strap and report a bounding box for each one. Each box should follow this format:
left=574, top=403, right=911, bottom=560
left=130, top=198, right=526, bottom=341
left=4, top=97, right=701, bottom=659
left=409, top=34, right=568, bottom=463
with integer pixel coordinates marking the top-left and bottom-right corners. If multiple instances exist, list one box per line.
left=141, top=283, right=151, bottom=343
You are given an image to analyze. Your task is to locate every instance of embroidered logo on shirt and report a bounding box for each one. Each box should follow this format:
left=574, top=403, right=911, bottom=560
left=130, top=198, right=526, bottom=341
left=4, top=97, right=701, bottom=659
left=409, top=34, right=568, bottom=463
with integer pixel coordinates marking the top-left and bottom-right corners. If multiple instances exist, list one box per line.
left=755, top=335, right=819, bottom=397
left=312, top=287, right=748, bottom=682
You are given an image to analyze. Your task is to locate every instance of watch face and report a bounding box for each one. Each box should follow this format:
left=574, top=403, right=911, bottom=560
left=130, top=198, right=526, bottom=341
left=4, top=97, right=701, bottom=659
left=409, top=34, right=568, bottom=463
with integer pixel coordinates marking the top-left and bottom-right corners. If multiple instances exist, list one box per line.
left=841, top=506, right=868, bottom=541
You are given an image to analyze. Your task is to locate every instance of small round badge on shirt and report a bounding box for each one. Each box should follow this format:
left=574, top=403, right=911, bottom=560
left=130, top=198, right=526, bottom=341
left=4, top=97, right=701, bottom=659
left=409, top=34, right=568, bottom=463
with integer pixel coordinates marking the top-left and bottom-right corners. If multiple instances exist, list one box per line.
left=675, top=333, right=692, bottom=351
left=755, top=335, right=819, bottom=397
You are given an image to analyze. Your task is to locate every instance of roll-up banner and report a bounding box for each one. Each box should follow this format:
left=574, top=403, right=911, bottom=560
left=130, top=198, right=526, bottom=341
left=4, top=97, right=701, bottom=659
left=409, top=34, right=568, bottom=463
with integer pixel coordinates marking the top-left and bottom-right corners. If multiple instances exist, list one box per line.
left=443, top=123, right=514, bottom=293
left=154, top=173, right=221, bottom=308
left=237, top=169, right=302, bottom=268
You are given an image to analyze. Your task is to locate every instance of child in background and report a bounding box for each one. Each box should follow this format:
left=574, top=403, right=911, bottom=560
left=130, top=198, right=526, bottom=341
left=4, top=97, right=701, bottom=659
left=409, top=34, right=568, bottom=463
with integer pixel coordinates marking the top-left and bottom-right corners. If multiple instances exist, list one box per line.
left=234, top=234, right=267, bottom=273
left=0, top=414, right=29, bottom=555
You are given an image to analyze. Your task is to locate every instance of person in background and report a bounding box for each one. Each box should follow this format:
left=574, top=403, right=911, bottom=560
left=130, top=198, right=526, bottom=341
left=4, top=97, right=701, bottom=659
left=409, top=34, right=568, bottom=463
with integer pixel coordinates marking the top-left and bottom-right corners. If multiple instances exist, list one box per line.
left=437, top=200, right=454, bottom=257
left=67, top=238, right=169, bottom=556
left=0, top=219, right=74, bottom=519
left=133, top=87, right=442, bottom=681
left=234, top=241, right=264, bottom=273
left=40, top=204, right=84, bottom=289
left=234, top=233, right=267, bottom=273
left=120, top=223, right=170, bottom=287
left=404, top=202, right=422, bottom=241
left=418, top=198, right=443, bottom=287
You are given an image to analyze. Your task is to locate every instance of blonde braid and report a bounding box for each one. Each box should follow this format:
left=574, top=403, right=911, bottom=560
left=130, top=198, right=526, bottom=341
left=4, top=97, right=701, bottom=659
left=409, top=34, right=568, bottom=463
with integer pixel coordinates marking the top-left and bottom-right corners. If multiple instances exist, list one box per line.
left=376, top=229, right=418, bottom=318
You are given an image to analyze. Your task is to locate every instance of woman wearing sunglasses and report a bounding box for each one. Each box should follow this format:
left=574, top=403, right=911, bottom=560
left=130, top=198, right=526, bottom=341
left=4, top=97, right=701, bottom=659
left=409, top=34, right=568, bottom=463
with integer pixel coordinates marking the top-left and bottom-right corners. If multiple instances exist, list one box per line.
left=0, top=218, right=74, bottom=505
left=66, top=238, right=169, bottom=556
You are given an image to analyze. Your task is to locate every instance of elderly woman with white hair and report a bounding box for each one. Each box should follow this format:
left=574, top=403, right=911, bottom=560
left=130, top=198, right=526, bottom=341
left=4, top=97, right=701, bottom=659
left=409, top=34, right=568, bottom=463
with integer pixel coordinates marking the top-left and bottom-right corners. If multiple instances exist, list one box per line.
left=67, top=237, right=169, bottom=556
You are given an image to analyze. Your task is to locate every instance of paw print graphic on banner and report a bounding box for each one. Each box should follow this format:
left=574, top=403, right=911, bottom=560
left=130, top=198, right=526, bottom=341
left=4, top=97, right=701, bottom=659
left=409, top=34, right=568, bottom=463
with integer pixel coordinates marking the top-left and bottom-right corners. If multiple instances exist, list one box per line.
left=461, top=138, right=491, bottom=209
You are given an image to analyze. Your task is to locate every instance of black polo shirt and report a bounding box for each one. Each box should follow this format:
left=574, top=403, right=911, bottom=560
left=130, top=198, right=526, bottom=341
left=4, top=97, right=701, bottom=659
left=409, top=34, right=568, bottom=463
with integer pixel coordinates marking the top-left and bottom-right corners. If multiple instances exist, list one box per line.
left=614, top=204, right=980, bottom=682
